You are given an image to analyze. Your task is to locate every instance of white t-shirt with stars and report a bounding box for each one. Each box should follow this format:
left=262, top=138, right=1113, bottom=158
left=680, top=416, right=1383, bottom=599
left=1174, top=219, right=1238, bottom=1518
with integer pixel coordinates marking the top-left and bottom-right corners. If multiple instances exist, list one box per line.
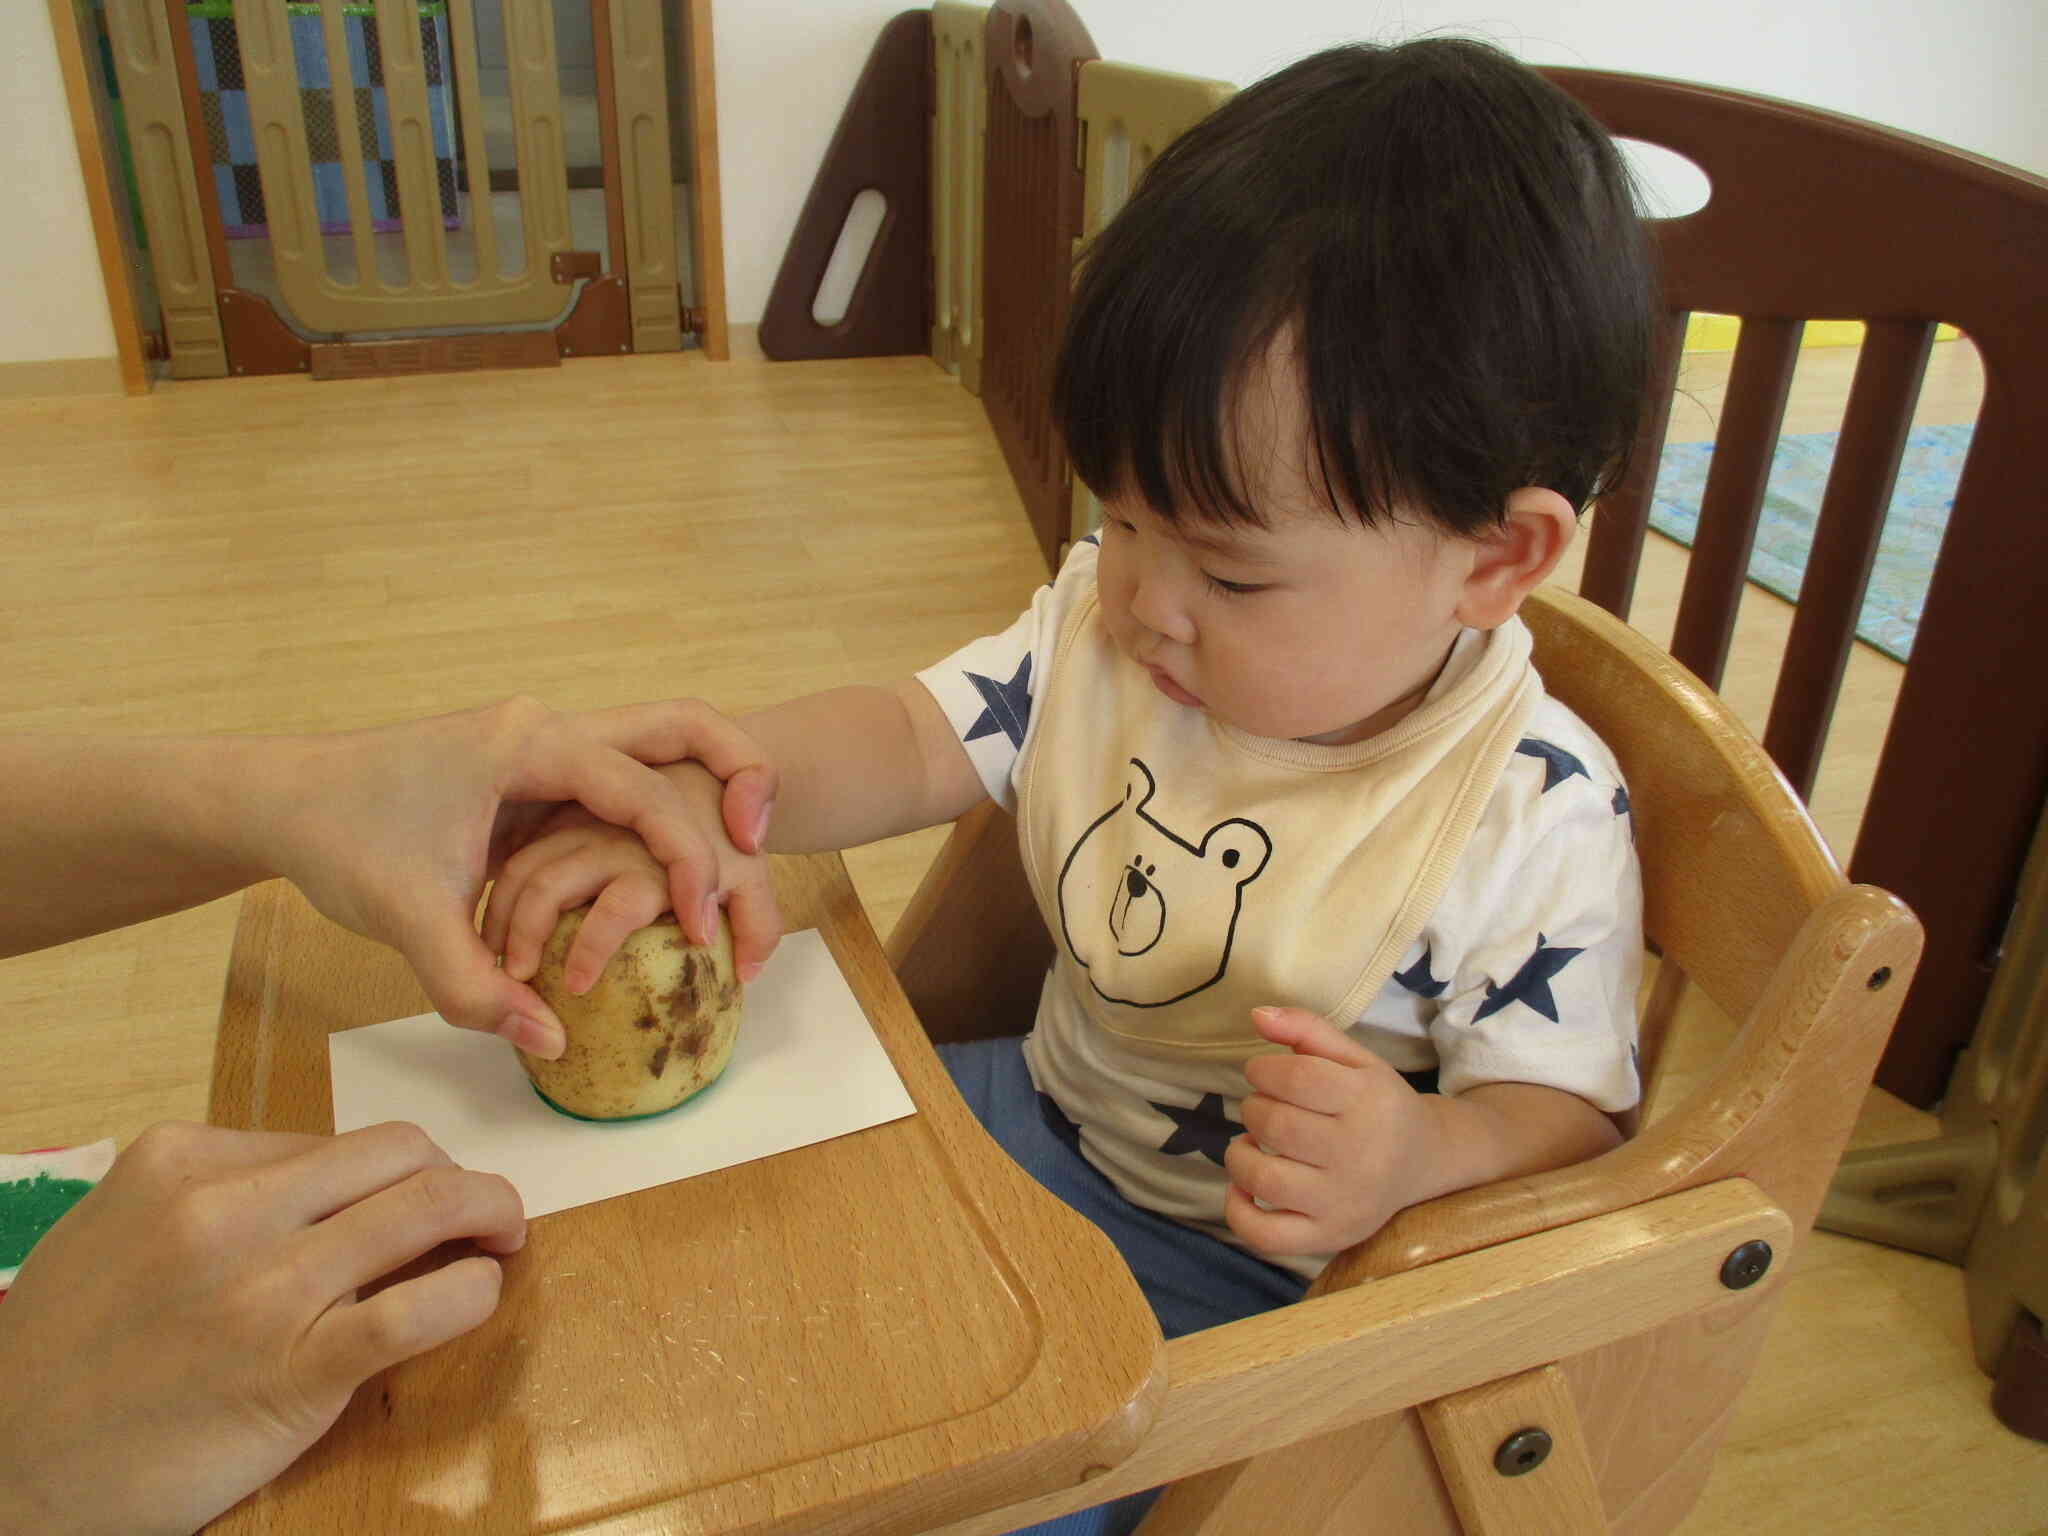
left=915, top=538, right=1642, bottom=1277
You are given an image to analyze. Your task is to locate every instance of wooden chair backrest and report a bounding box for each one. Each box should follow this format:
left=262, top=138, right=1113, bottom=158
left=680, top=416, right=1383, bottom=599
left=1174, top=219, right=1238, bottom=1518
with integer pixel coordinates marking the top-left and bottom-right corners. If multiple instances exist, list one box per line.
left=1519, top=586, right=1840, bottom=1033
left=1542, top=68, right=2048, bottom=1109
left=1329, top=587, right=1921, bottom=1289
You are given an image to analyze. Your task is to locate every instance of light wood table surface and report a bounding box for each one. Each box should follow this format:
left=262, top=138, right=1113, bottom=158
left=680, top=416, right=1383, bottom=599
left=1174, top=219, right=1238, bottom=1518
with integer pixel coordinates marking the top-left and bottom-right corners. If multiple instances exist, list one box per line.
left=206, top=854, right=1165, bottom=1535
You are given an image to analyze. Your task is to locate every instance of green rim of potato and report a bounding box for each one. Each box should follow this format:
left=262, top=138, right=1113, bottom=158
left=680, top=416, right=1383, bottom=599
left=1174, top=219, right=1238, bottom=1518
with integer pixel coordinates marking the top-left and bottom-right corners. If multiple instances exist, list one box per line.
left=529, top=1072, right=727, bottom=1123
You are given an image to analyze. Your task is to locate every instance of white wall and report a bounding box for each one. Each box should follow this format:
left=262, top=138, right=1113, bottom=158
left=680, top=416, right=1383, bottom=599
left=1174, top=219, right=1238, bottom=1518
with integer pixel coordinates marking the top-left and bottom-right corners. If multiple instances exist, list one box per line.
left=3, top=3, right=117, bottom=367
left=716, top=0, right=2047, bottom=322
left=5, top=0, right=2043, bottom=367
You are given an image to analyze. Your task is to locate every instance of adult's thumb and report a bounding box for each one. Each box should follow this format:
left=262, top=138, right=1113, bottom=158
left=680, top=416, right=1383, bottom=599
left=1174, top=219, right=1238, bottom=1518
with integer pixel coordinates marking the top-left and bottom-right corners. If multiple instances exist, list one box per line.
left=401, top=903, right=566, bottom=1058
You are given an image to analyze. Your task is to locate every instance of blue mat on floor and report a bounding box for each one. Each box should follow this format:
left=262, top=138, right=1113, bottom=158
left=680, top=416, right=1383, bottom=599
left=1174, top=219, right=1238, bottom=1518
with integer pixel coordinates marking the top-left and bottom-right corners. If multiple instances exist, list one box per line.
left=1647, top=423, right=1971, bottom=662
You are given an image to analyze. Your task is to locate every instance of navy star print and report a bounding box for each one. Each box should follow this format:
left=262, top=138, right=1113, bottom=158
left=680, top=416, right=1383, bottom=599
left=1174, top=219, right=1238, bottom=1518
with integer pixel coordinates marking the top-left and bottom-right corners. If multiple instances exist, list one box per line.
left=1472, top=933, right=1585, bottom=1024
left=1613, top=784, right=1631, bottom=818
left=963, top=655, right=1033, bottom=748
left=1394, top=946, right=1449, bottom=998
left=1037, top=1092, right=1085, bottom=1155
left=1516, top=739, right=1590, bottom=792
left=1150, top=1092, right=1243, bottom=1167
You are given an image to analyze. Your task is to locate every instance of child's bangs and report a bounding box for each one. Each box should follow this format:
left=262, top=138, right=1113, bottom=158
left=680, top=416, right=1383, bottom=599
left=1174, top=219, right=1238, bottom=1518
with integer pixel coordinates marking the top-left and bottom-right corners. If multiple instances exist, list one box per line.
left=1058, top=273, right=1286, bottom=531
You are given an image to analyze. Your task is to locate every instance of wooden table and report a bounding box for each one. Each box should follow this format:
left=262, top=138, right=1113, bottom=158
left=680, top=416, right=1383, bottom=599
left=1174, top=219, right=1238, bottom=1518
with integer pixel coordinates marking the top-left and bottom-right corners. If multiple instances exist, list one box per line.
left=207, top=855, right=1165, bottom=1535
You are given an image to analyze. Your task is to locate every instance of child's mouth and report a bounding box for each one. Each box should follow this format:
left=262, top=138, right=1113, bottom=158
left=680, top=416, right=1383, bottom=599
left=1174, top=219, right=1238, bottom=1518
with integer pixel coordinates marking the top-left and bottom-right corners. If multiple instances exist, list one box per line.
left=1146, top=665, right=1204, bottom=709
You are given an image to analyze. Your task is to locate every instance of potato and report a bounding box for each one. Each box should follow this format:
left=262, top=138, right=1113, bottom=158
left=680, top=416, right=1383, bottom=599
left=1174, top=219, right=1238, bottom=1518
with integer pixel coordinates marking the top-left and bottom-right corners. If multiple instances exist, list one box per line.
left=516, top=905, right=743, bottom=1120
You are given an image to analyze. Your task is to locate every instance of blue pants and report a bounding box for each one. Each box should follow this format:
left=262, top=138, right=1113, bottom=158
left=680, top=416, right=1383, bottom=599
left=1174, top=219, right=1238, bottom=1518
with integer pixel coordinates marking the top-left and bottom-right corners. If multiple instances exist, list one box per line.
left=937, top=1037, right=1308, bottom=1536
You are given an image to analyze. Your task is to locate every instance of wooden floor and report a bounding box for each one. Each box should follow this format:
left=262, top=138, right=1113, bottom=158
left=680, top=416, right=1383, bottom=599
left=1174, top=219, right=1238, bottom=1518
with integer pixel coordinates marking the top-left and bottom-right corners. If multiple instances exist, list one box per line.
left=1, top=335, right=2041, bottom=1532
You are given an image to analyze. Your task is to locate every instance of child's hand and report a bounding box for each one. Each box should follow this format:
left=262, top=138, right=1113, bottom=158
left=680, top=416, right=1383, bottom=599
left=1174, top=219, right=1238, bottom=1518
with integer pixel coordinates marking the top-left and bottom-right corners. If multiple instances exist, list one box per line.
left=1222, top=1005, right=1443, bottom=1257
left=481, top=762, right=778, bottom=1005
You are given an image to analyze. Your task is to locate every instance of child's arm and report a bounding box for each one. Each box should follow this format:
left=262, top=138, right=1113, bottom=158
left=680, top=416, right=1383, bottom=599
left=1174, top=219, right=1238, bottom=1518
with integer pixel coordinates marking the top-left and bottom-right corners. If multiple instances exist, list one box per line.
left=738, top=681, right=991, bottom=852
left=483, top=680, right=988, bottom=991
left=1221, top=1005, right=1622, bottom=1258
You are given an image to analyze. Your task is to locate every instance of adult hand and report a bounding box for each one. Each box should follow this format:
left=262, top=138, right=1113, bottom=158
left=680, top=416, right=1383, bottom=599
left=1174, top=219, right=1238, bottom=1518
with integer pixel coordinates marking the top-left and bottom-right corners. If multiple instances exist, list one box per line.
left=257, top=697, right=782, bottom=1057
left=0, top=1120, right=524, bottom=1536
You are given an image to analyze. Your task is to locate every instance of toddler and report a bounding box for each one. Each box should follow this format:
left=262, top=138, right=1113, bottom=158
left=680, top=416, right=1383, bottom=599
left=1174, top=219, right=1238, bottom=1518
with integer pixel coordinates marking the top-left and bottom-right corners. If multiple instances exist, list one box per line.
left=486, top=36, right=1654, bottom=1534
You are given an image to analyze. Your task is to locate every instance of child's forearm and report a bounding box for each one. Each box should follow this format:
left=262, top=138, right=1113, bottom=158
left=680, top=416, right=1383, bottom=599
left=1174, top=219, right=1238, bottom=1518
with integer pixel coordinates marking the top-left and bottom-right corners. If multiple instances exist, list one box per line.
left=1406, top=1082, right=1623, bottom=1207
left=721, top=682, right=985, bottom=853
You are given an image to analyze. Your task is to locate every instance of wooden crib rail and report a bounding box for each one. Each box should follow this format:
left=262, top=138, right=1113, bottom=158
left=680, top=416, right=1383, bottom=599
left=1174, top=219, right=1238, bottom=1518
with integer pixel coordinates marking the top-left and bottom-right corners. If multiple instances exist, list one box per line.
left=1545, top=68, right=2048, bottom=1106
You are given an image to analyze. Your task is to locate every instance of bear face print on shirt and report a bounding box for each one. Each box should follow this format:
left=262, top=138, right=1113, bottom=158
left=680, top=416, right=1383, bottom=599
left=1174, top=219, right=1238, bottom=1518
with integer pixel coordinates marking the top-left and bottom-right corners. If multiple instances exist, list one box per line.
left=1056, top=758, right=1273, bottom=1009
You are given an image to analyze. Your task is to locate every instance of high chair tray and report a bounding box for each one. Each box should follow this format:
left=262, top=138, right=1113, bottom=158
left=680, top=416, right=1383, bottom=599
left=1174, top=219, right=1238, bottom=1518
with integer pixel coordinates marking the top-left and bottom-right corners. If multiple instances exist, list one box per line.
left=207, top=856, right=1164, bottom=1535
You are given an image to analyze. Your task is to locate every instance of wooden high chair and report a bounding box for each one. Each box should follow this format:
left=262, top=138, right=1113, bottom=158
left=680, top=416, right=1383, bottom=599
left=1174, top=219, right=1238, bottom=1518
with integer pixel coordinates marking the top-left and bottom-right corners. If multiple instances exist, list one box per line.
left=889, top=584, right=1922, bottom=1535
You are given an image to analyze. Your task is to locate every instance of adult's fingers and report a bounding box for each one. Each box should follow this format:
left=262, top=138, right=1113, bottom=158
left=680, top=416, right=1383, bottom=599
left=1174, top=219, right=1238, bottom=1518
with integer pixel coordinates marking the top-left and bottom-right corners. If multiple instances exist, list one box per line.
left=552, top=699, right=779, bottom=803
left=391, top=886, right=567, bottom=1055
left=296, top=1253, right=507, bottom=1407
left=239, top=1122, right=467, bottom=1235
left=509, top=702, right=773, bottom=871
left=102, top=1122, right=334, bottom=1211
left=294, top=1163, right=526, bottom=1297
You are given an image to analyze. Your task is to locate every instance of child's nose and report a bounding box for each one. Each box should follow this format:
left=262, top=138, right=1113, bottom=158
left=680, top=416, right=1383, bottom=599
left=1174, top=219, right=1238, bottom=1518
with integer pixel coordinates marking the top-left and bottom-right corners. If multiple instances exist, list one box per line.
left=1127, top=568, right=1195, bottom=644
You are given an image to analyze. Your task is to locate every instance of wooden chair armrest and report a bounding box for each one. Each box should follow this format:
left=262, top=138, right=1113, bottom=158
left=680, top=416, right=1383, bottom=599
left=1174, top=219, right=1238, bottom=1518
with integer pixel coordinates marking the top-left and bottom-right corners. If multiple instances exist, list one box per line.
left=1313, top=882, right=1923, bottom=1292
left=886, top=799, right=1054, bottom=1044
left=922, top=1179, right=1791, bottom=1535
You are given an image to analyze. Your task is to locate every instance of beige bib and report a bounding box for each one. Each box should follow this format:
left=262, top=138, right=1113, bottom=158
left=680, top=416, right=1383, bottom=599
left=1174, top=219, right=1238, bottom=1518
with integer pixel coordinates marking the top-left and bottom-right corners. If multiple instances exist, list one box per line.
left=1016, top=586, right=1537, bottom=1063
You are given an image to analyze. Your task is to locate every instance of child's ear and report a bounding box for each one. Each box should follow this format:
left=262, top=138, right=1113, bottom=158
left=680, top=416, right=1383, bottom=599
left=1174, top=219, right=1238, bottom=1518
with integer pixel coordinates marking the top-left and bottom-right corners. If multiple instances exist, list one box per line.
left=1453, top=487, right=1577, bottom=630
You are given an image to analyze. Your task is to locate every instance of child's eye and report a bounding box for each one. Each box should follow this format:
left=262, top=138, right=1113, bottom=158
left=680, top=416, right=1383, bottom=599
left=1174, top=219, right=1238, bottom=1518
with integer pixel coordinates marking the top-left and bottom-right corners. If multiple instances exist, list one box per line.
left=1204, top=573, right=1267, bottom=597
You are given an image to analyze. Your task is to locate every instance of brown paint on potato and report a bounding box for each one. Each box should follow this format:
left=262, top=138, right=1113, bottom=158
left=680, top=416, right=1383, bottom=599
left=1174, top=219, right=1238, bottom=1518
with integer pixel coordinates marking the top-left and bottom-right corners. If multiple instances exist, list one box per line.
left=518, top=906, right=743, bottom=1119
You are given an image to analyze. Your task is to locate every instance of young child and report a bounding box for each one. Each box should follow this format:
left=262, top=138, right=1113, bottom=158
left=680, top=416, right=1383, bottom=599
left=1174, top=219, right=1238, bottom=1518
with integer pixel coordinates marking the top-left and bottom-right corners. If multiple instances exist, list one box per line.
left=488, top=37, right=1651, bottom=1516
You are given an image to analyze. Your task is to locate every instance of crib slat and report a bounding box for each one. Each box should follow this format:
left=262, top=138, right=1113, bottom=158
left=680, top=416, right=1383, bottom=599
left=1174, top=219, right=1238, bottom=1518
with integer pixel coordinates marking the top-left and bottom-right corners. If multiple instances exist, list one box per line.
left=1763, top=320, right=1935, bottom=797
left=981, top=2, right=1095, bottom=569
left=1669, top=316, right=1802, bottom=687
left=1582, top=310, right=1686, bottom=621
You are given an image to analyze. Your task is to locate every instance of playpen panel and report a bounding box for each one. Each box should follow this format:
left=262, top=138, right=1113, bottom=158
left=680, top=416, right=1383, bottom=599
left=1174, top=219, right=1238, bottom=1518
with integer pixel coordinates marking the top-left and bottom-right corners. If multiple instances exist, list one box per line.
left=932, top=2, right=987, bottom=392
left=103, top=0, right=228, bottom=378
left=1762, top=318, right=1935, bottom=796
left=313, top=0, right=388, bottom=290
left=1544, top=67, right=2048, bottom=1111
left=1665, top=316, right=1802, bottom=691
left=981, top=0, right=1095, bottom=568
left=1961, top=799, right=2048, bottom=1390
left=605, top=0, right=682, bottom=351
left=756, top=11, right=932, bottom=360
left=1579, top=310, right=1684, bottom=621
left=226, top=0, right=580, bottom=332
left=1067, top=59, right=1233, bottom=545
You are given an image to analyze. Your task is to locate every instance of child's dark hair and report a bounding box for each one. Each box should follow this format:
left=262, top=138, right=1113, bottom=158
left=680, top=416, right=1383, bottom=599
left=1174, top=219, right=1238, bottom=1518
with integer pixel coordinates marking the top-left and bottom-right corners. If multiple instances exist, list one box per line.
left=1053, top=38, right=1656, bottom=537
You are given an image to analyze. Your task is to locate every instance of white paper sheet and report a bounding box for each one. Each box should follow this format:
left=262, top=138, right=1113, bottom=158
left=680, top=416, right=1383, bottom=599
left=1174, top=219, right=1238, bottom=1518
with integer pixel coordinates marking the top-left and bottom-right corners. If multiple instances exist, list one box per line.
left=329, top=928, right=915, bottom=1220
